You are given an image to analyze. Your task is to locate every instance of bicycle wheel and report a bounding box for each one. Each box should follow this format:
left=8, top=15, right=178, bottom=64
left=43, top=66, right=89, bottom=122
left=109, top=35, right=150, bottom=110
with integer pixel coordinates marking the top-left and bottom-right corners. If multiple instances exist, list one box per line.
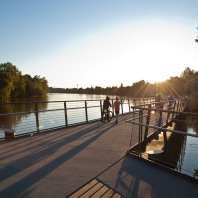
left=103, top=112, right=107, bottom=123
left=109, top=111, right=112, bottom=121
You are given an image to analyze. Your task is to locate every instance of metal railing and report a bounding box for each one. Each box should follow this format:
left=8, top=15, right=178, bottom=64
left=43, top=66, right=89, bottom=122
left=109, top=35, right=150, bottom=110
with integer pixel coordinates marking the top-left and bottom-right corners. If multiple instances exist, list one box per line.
left=126, top=103, right=198, bottom=179
left=0, top=97, right=155, bottom=139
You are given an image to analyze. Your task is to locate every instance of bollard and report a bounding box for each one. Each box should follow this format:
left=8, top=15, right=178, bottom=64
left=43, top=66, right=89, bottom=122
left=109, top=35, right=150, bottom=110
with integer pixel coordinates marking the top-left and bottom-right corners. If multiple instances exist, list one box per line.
left=5, top=129, right=15, bottom=140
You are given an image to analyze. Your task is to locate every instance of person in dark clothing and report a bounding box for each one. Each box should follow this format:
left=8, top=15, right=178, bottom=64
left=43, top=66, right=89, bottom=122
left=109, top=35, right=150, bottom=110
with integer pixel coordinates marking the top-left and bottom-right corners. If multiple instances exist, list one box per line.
left=155, top=93, right=163, bottom=109
left=102, top=96, right=112, bottom=122
left=168, top=94, right=174, bottom=109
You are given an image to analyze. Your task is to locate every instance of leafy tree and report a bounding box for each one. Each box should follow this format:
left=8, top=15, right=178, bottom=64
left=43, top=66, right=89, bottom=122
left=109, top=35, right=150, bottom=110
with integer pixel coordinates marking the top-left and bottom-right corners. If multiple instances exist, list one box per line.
left=180, top=67, right=195, bottom=79
left=24, top=75, right=48, bottom=96
left=0, top=62, right=25, bottom=98
left=0, top=62, right=48, bottom=98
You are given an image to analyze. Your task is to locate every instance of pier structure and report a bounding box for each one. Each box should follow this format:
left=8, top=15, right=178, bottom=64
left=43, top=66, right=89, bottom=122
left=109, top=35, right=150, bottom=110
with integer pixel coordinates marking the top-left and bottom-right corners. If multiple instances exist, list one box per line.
left=0, top=97, right=198, bottom=197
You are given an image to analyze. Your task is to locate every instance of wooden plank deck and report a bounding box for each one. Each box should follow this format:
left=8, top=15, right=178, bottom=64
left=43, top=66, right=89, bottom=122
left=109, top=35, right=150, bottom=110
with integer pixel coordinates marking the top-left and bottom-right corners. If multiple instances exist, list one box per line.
left=68, top=179, right=124, bottom=198
left=0, top=114, right=134, bottom=198
left=0, top=111, right=197, bottom=198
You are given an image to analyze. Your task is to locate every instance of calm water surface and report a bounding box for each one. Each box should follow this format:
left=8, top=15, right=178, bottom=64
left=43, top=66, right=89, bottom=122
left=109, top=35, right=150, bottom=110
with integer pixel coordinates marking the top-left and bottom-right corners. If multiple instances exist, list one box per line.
left=0, top=93, right=116, bottom=137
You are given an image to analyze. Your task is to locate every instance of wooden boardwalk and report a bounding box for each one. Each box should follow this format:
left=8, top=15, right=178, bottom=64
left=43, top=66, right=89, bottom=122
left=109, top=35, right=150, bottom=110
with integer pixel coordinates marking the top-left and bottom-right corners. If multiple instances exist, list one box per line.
left=0, top=113, right=197, bottom=198
left=68, top=179, right=124, bottom=198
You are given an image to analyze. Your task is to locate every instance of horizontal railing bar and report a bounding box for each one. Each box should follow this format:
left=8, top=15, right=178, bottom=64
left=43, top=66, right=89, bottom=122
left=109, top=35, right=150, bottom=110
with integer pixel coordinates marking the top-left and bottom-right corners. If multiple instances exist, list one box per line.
left=131, top=99, right=182, bottom=107
left=0, top=100, right=102, bottom=105
left=126, top=120, right=198, bottom=138
left=131, top=107, right=198, bottom=116
left=0, top=104, right=104, bottom=116
left=0, top=102, right=157, bottom=116
left=0, top=97, right=156, bottom=105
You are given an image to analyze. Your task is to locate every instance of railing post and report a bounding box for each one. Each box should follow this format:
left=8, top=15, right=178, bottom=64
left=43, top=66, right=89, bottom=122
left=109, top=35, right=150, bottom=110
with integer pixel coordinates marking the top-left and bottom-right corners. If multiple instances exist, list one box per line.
left=176, top=100, right=180, bottom=112
left=100, top=100, right=103, bottom=122
left=172, top=100, right=177, bottom=119
left=144, top=104, right=151, bottom=143
left=128, top=99, right=130, bottom=112
left=112, top=99, right=114, bottom=117
left=85, top=101, right=88, bottom=123
left=35, top=103, right=39, bottom=132
left=158, top=110, right=163, bottom=128
left=121, top=98, right=124, bottom=115
left=179, top=100, right=182, bottom=112
left=166, top=109, right=170, bottom=124
left=139, top=110, right=143, bottom=141
left=138, top=109, right=143, bottom=157
left=159, top=109, right=167, bottom=144
left=178, top=100, right=181, bottom=112
left=64, top=102, right=68, bottom=127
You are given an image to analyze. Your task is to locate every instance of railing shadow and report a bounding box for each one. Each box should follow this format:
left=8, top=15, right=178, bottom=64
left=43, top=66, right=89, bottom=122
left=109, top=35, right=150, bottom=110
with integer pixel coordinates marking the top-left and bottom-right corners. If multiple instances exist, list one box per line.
left=113, top=156, right=196, bottom=198
left=0, top=122, right=102, bottom=158
left=0, top=122, right=115, bottom=197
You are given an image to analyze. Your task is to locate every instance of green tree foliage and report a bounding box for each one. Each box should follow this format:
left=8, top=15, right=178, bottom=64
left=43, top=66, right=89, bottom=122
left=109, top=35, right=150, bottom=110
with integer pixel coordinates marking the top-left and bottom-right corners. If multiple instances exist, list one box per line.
left=24, top=75, right=48, bottom=96
left=0, top=62, right=48, bottom=98
left=0, top=62, right=25, bottom=98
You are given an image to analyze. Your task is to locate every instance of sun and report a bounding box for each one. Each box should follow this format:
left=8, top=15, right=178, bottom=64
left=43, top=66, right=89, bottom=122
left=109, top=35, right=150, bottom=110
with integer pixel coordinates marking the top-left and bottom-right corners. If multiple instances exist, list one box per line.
left=120, top=21, right=189, bottom=84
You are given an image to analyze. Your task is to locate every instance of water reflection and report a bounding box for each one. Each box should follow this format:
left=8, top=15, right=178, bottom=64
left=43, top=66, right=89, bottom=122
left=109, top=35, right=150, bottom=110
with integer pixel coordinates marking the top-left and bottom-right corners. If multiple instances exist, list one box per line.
left=0, top=93, right=137, bottom=137
left=186, top=115, right=198, bottom=135
left=142, top=129, right=187, bottom=170
left=130, top=114, right=198, bottom=177
left=0, top=94, right=109, bottom=137
left=0, top=95, right=49, bottom=136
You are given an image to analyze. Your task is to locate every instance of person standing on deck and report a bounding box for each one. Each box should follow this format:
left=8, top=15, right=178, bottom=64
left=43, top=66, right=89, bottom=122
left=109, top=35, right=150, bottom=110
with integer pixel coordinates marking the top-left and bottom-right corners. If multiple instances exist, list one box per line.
left=155, top=93, right=163, bottom=109
left=102, top=96, right=112, bottom=122
left=168, top=94, right=174, bottom=109
left=113, top=97, right=121, bottom=124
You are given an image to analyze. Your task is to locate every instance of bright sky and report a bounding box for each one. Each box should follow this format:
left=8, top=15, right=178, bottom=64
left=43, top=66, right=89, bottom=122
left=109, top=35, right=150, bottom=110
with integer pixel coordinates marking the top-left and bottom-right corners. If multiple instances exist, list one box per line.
left=0, top=0, right=198, bottom=88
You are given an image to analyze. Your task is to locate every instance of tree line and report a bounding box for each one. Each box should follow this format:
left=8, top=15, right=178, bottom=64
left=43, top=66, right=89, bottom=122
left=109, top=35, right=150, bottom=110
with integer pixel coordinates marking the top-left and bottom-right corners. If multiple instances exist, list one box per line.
left=1, top=62, right=197, bottom=110
left=49, top=67, right=198, bottom=98
left=0, top=62, right=48, bottom=99
left=49, top=67, right=198, bottom=110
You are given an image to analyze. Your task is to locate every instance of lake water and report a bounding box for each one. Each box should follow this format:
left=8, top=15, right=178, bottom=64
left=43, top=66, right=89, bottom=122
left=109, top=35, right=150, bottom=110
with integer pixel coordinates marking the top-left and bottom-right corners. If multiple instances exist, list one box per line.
left=0, top=93, right=132, bottom=138
left=0, top=93, right=109, bottom=103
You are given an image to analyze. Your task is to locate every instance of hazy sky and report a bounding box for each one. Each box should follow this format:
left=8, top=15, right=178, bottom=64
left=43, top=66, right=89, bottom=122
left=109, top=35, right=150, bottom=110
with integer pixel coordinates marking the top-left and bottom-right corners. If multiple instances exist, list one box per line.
left=1, top=0, right=198, bottom=88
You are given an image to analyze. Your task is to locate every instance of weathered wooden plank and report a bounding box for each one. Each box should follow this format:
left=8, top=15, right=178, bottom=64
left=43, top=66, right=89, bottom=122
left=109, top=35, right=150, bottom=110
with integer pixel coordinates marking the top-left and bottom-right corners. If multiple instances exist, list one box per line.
left=111, top=193, right=122, bottom=198
left=68, top=179, right=98, bottom=198
left=100, top=189, right=115, bottom=198
left=90, top=185, right=109, bottom=198
left=80, top=182, right=103, bottom=198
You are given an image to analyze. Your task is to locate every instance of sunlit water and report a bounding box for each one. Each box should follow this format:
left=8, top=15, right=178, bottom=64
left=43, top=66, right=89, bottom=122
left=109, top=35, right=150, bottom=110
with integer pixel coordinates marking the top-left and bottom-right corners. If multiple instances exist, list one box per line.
left=181, top=126, right=198, bottom=177
left=134, top=117, right=198, bottom=178
left=0, top=93, right=132, bottom=138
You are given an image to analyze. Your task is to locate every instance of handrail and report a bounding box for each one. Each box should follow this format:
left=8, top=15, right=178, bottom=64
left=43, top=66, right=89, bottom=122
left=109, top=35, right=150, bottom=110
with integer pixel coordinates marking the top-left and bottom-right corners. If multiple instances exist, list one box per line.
left=0, top=97, right=185, bottom=139
left=126, top=104, right=198, bottom=179
left=0, top=97, right=156, bottom=105
left=0, top=100, right=103, bottom=105
left=126, top=120, right=198, bottom=138
left=0, top=104, right=103, bottom=116
left=131, top=107, right=198, bottom=116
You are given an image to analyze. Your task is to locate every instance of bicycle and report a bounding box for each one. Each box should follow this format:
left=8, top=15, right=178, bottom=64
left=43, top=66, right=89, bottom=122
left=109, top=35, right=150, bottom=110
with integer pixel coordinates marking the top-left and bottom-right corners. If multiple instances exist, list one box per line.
left=102, top=108, right=113, bottom=123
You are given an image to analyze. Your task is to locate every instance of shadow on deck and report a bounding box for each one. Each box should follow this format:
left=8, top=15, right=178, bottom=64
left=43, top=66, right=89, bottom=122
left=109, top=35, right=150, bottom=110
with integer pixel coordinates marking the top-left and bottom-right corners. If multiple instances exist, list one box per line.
left=0, top=113, right=197, bottom=198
